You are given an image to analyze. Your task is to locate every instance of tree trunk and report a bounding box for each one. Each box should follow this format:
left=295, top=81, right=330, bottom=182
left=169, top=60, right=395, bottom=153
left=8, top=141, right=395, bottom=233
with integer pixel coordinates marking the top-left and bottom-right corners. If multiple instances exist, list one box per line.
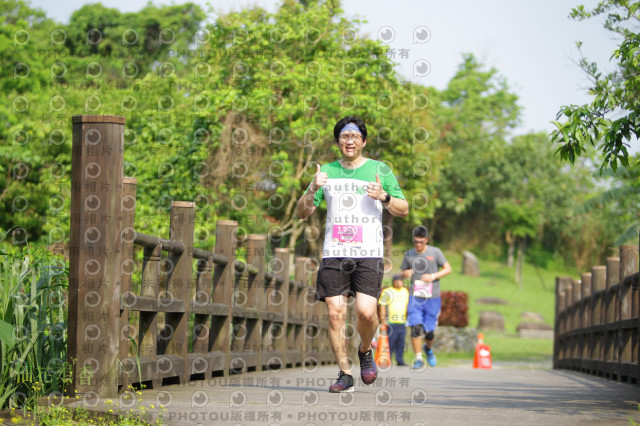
left=515, top=237, right=526, bottom=289
left=506, top=230, right=514, bottom=267
left=287, top=221, right=304, bottom=258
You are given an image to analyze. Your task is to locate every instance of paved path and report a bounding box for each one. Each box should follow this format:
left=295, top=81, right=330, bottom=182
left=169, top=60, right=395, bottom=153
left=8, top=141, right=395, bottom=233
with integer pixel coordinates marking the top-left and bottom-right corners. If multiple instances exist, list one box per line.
left=86, top=362, right=640, bottom=426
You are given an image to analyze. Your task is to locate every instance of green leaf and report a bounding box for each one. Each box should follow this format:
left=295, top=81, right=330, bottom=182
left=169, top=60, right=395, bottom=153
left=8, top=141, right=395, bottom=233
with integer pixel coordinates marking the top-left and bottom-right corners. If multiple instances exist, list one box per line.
left=0, top=320, right=13, bottom=347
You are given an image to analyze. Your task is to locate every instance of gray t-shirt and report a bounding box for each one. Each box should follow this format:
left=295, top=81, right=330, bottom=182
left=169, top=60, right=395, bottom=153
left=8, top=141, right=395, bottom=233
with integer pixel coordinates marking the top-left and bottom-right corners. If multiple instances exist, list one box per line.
left=400, top=246, right=448, bottom=298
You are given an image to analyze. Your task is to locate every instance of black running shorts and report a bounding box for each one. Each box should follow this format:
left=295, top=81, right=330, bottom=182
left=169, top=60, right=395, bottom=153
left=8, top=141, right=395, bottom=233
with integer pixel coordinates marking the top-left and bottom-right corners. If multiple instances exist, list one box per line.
left=315, top=257, right=384, bottom=302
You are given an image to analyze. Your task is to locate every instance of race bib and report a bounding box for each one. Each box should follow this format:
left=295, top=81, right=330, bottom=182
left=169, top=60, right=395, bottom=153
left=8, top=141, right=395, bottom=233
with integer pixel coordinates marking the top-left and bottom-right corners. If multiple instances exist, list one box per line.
left=332, top=224, right=363, bottom=244
left=413, top=280, right=433, bottom=298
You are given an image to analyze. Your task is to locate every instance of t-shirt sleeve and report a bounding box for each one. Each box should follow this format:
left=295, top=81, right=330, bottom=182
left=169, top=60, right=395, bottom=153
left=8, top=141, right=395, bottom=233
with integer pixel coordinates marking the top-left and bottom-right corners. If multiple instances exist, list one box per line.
left=377, top=162, right=405, bottom=200
left=311, top=186, right=324, bottom=206
left=400, top=252, right=411, bottom=270
left=436, top=248, right=447, bottom=268
left=379, top=288, right=391, bottom=306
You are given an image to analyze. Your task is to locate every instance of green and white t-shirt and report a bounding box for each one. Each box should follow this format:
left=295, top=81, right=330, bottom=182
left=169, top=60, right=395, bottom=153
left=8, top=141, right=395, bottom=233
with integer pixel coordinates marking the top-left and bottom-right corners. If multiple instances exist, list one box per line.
left=307, top=159, right=405, bottom=258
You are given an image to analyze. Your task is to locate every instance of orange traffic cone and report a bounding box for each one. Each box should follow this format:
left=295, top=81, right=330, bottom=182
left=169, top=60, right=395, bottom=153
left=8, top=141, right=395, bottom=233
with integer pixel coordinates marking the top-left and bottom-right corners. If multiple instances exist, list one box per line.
left=375, top=324, right=391, bottom=368
left=473, top=333, right=492, bottom=369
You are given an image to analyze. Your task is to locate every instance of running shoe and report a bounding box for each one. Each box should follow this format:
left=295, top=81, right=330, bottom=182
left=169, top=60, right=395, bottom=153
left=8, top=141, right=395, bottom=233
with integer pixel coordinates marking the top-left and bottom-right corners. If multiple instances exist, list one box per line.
left=425, top=347, right=437, bottom=367
left=329, top=371, right=354, bottom=393
left=411, top=358, right=425, bottom=369
left=358, top=344, right=378, bottom=384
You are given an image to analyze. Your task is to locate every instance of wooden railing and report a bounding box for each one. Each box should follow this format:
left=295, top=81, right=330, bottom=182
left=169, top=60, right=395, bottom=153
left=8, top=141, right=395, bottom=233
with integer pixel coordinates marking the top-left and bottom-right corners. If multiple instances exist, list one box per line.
left=66, top=115, right=347, bottom=398
left=554, top=236, right=639, bottom=384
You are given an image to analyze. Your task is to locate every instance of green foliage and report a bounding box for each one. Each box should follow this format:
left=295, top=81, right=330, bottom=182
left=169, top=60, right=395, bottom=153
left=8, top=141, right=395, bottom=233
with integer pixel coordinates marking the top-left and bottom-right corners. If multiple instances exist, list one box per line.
left=433, top=54, right=520, bottom=217
left=524, top=243, right=555, bottom=269
left=575, top=156, right=640, bottom=245
left=0, top=244, right=68, bottom=409
left=0, top=0, right=633, bottom=273
left=553, top=0, right=640, bottom=172
left=495, top=201, right=540, bottom=240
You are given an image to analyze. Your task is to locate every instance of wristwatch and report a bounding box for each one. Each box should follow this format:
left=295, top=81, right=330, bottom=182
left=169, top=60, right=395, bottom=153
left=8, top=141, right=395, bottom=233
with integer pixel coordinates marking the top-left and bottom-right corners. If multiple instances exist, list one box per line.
left=381, top=193, right=391, bottom=204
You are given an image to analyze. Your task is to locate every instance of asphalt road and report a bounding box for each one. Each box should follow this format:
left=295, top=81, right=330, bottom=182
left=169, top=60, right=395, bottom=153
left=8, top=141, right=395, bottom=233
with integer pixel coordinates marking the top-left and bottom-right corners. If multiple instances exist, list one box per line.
left=77, top=361, right=640, bottom=426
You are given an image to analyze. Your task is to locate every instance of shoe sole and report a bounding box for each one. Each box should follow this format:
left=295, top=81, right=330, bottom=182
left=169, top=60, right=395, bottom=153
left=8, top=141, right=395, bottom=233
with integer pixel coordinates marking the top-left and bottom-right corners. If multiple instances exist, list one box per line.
left=361, top=374, right=377, bottom=385
left=329, top=386, right=355, bottom=393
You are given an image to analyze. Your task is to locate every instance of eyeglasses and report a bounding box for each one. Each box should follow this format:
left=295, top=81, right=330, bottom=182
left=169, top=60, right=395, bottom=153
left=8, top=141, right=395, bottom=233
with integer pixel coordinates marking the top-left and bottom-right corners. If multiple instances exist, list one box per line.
left=339, top=133, right=363, bottom=143
left=413, top=239, right=427, bottom=245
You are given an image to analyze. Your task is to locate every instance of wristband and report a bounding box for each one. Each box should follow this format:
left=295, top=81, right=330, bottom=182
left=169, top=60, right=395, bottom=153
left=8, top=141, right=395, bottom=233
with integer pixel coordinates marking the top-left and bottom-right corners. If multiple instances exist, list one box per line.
left=432, top=274, right=435, bottom=281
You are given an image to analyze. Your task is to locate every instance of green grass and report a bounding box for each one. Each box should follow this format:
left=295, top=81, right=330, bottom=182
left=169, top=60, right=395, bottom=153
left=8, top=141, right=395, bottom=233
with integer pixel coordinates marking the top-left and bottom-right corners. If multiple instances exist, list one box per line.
left=387, top=245, right=571, bottom=365
left=398, top=332, right=553, bottom=367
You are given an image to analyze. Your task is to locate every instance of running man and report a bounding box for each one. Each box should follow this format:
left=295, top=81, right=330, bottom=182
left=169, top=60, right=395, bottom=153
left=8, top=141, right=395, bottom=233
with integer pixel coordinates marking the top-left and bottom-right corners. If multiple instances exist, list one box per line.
left=296, top=116, right=408, bottom=392
left=401, top=226, right=452, bottom=369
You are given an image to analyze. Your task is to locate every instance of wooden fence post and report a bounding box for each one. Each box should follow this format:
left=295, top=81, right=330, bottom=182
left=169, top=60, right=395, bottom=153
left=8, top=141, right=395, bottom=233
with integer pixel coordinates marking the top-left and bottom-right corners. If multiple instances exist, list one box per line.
left=139, top=243, right=162, bottom=389
left=606, top=257, right=620, bottom=289
left=605, top=257, right=620, bottom=379
left=591, top=265, right=606, bottom=369
left=118, top=177, right=137, bottom=391
left=68, top=115, right=125, bottom=398
left=620, top=245, right=639, bottom=320
left=619, top=245, right=639, bottom=382
left=165, top=201, right=195, bottom=384
left=274, top=248, right=290, bottom=367
left=581, top=273, right=592, bottom=328
left=290, top=257, right=308, bottom=367
left=553, top=277, right=562, bottom=369
left=247, top=235, right=267, bottom=371
left=211, top=221, right=237, bottom=376
left=558, top=289, right=567, bottom=362
left=304, top=259, right=322, bottom=365
left=581, top=272, right=592, bottom=372
left=193, top=255, right=213, bottom=378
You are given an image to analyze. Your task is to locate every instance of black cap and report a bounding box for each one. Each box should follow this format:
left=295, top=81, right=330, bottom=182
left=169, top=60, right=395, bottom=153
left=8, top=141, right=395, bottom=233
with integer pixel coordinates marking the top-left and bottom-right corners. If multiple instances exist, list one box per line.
left=392, top=274, right=403, bottom=281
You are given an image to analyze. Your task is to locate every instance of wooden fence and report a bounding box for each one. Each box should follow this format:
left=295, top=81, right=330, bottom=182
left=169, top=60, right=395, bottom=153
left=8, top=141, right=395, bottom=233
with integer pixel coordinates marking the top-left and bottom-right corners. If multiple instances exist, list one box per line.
left=554, top=237, right=639, bottom=384
left=67, top=115, right=345, bottom=398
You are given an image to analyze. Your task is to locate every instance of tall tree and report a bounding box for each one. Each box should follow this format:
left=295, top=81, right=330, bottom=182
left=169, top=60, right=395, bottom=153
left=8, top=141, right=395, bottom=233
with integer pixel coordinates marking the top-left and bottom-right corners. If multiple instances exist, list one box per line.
left=430, top=54, right=520, bottom=243
left=552, top=0, right=640, bottom=171
left=198, top=0, right=440, bottom=257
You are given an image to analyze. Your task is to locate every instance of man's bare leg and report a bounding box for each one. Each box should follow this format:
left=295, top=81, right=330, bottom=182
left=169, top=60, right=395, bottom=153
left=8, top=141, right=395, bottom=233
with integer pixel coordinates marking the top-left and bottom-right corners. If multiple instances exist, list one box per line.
left=325, top=295, right=351, bottom=374
left=411, top=336, right=424, bottom=355
left=355, top=292, right=378, bottom=352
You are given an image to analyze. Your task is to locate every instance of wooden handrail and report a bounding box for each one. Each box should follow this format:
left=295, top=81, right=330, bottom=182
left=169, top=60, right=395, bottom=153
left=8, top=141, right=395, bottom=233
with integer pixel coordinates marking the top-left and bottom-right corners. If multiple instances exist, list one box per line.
left=67, top=115, right=332, bottom=398
left=554, top=240, right=639, bottom=385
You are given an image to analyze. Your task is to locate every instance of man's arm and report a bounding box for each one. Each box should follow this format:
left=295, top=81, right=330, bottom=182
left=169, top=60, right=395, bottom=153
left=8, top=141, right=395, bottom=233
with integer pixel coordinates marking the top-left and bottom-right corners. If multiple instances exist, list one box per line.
left=383, top=196, right=409, bottom=217
left=400, top=254, right=412, bottom=279
left=435, top=261, right=452, bottom=280
left=296, top=164, right=327, bottom=219
left=367, top=174, right=409, bottom=217
left=296, top=190, right=317, bottom=219
left=420, top=261, right=452, bottom=282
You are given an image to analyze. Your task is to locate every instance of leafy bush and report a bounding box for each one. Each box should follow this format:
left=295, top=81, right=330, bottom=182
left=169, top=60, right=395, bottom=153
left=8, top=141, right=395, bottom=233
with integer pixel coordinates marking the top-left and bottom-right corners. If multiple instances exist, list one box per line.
left=439, top=291, right=469, bottom=328
left=526, top=244, right=555, bottom=268
left=0, top=244, right=68, bottom=409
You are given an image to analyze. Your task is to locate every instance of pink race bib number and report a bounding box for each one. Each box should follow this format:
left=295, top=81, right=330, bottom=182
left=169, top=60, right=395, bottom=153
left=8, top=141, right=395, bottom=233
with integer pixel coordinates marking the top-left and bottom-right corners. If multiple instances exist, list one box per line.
left=332, top=225, right=363, bottom=243
left=413, top=280, right=433, bottom=298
